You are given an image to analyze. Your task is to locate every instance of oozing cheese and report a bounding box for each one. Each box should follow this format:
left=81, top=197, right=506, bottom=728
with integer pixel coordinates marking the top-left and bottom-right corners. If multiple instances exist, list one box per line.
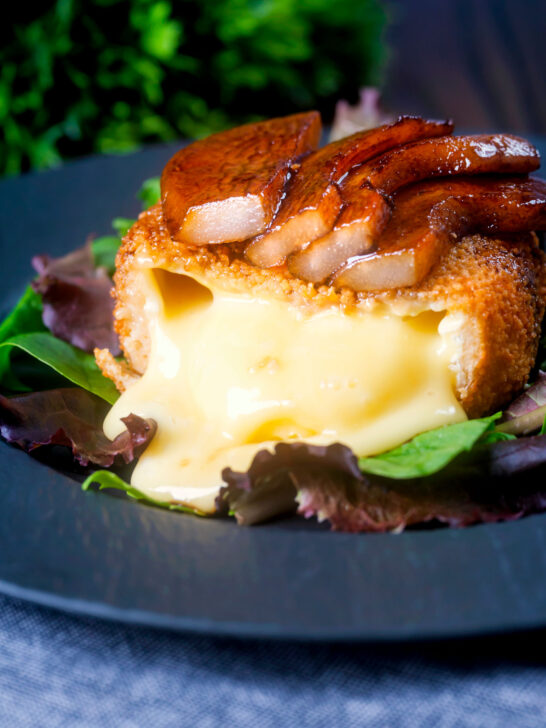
left=104, top=269, right=466, bottom=512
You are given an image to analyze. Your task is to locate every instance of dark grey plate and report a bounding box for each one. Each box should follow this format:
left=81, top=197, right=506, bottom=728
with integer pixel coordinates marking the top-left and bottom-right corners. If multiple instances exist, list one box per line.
left=1, top=140, right=546, bottom=642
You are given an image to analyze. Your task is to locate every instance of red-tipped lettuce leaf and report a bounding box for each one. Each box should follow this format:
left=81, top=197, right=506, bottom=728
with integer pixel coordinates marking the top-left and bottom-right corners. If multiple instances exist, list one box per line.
left=0, top=388, right=155, bottom=467
left=218, top=443, right=365, bottom=525
left=504, top=372, right=546, bottom=418
left=295, top=463, right=546, bottom=533
left=487, top=433, right=546, bottom=477
left=32, top=244, right=120, bottom=354
left=498, top=372, right=546, bottom=435
left=219, top=437, right=546, bottom=532
left=329, top=87, right=393, bottom=142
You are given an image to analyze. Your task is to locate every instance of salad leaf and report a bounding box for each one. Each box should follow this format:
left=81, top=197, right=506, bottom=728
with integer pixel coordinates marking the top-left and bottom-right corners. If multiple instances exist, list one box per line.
left=498, top=404, right=546, bottom=438
left=357, top=416, right=502, bottom=479
left=111, top=218, right=136, bottom=237
left=32, top=244, right=120, bottom=355
left=0, top=285, right=46, bottom=389
left=91, top=236, right=121, bottom=276
left=497, top=372, right=546, bottom=436
left=218, top=429, right=546, bottom=531
left=296, top=432, right=546, bottom=532
left=137, top=177, right=161, bottom=209
left=329, top=87, right=392, bottom=142
left=0, top=333, right=118, bottom=403
left=487, top=433, right=546, bottom=477
left=218, top=417, right=546, bottom=530
left=90, top=177, right=161, bottom=274
left=504, top=372, right=546, bottom=419
left=82, top=470, right=203, bottom=515
left=0, top=388, right=155, bottom=467
left=295, top=457, right=546, bottom=533
left=0, top=285, right=45, bottom=344
left=219, top=442, right=363, bottom=525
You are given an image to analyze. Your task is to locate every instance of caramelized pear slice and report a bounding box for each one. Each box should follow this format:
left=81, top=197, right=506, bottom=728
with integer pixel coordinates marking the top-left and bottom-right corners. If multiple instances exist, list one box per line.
left=333, top=177, right=546, bottom=292
left=245, top=116, right=454, bottom=268
left=287, top=186, right=390, bottom=283
left=161, top=112, right=321, bottom=245
left=355, top=133, right=540, bottom=196
left=288, top=133, right=539, bottom=283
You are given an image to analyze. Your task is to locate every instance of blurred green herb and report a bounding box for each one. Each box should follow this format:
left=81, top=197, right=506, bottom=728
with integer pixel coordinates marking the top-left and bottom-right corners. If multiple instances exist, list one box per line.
left=91, top=176, right=160, bottom=273
left=138, top=176, right=162, bottom=208
left=2, top=0, right=388, bottom=176
left=91, top=236, right=122, bottom=275
left=111, top=218, right=137, bottom=237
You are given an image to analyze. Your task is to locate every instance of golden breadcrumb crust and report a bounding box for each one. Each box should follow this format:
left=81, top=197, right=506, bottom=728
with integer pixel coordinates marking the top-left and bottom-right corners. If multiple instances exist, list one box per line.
left=97, top=202, right=546, bottom=418
left=94, top=347, right=138, bottom=392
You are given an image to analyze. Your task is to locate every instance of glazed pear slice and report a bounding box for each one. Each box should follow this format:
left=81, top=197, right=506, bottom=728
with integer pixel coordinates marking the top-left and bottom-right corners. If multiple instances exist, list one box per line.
left=161, top=112, right=321, bottom=245
left=245, top=116, right=454, bottom=268
left=354, top=133, right=540, bottom=195
left=287, top=134, right=539, bottom=283
left=333, top=177, right=546, bottom=292
left=287, top=185, right=390, bottom=283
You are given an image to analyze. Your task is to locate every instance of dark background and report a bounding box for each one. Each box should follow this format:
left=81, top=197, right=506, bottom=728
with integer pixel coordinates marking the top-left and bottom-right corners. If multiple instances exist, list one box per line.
left=3, top=0, right=545, bottom=177
left=383, top=0, right=546, bottom=134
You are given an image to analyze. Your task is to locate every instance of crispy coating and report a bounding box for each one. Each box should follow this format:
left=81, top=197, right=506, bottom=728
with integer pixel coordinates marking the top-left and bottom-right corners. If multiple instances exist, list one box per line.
left=105, top=202, right=546, bottom=417
left=94, top=347, right=138, bottom=392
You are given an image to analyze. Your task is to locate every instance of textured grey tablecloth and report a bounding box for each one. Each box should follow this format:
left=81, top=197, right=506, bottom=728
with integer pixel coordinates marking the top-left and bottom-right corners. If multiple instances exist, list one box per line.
left=0, top=594, right=545, bottom=727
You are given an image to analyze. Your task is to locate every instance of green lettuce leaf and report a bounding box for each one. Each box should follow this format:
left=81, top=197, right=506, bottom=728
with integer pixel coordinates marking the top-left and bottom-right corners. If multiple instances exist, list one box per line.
left=90, top=177, right=161, bottom=274
left=82, top=470, right=204, bottom=515
left=137, top=176, right=161, bottom=208
left=0, top=285, right=44, bottom=343
left=91, top=235, right=121, bottom=276
left=358, top=415, right=505, bottom=479
left=111, top=217, right=136, bottom=237
left=0, top=332, right=118, bottom=403
left=0, top=286, right=46, bottom=389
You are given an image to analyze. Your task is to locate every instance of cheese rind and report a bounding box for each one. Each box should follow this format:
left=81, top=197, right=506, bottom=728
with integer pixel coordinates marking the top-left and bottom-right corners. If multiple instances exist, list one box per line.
left=104, top=269, right=466, bottom=512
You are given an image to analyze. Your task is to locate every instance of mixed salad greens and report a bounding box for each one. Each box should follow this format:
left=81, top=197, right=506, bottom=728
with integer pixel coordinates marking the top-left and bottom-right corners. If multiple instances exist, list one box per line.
left=1, top=179, right=546, bottom=532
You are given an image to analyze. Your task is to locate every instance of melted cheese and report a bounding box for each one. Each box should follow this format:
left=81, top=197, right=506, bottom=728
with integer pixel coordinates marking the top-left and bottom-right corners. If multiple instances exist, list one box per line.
left=104, top=269, right=466, bottom=512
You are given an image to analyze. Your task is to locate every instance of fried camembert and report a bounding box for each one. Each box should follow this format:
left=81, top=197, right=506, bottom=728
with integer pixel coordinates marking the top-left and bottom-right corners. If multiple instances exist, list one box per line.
left=95, top=112, right=546, bottom=513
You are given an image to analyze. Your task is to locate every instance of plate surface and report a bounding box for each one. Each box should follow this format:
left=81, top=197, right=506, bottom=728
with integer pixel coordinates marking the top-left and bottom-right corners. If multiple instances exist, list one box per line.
left=1, top=140, right=546, bottom=641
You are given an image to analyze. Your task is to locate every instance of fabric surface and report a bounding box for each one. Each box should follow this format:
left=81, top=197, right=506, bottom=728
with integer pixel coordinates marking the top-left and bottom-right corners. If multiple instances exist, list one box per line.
left=0, top=594, right=545, bottom=727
